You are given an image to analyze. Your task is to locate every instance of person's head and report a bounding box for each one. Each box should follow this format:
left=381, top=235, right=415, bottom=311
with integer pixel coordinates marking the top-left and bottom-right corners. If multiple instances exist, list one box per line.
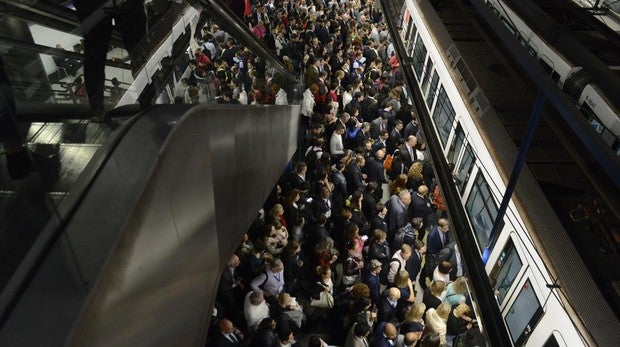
left=375, top=203, right=387, bottom=218
left=452, top=276, right=468, bottom=294
left=375, top=148, right=385, bottom=160
left=369, top=259, right=383, bottom=274
left=219, top=319, right=234, bottom=334
left=408, top=161, right=424, bottom=179
left=429, top=281, right=446, bottom=299
left=412, top=240, right=426, bottom=256
left=406, top=135, right=418, bottom=147
left=276, top=324, right=294, bottom=343
left=394, top=270, right=410, bottom=288
left=250, top=291, right=265, bottom=306
left=270, top=258, right=284, bottom=272
left=438, top=218, right=450, bottom=233
left=270, top=203, right=284, bottom=218
left=406, top=302, right=426, bottom=322
left=454, top=303, right=472, bottom=318
left=403, top=332, right=420, bottom=347
left=398, top=189, right=411, bottom=206
left=435, top=302, right=451, bottom=320
left=283, top=240, right=301, bottom=257
left=228, top=254, right=240, bottom=268
left=350, top=283, right=370, bottom=299
left=387, top=287, right=401, bottom=300
left=295, top=161, right=307, bottom=175
left=417, top=185, right=429, bottom=197
left=317, top=265, right=331, bottom=278
left=354, top=322, right=371, bottom=338
left=308, top=336, right=323, bottom=347
left=277, top=292, right=293, bottom=307
left=399, top=243, right=411, bottom=260
left=438, top=261, right=453, bottom=275
left=419, top=332, right=440, bottom=347
left=395, top=120, right=404, bottom=130
left=383, top=322, right=398, bottom=340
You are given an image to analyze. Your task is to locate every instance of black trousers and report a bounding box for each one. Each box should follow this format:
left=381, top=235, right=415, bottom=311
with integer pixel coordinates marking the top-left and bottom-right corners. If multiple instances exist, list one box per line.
left=74, top=0, right=146, bottom=110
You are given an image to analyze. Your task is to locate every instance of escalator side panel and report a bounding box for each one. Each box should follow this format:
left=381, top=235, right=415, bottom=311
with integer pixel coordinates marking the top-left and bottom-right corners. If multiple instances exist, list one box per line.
left=67, top=105, right=299, bottom=346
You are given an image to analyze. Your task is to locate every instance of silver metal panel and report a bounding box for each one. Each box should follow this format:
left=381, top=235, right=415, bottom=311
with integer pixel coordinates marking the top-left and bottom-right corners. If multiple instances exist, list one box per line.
left=67, top=105, right=299, bottom=346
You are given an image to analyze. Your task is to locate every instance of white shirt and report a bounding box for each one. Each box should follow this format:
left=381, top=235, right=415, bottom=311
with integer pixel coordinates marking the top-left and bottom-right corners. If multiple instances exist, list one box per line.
left=301, top=88, right=316, bottom=117
left=330, top=132, right=344, bottom=155
left=275, top=88, right=288, bottom=105
left=243, top=291, right=270, bottom=330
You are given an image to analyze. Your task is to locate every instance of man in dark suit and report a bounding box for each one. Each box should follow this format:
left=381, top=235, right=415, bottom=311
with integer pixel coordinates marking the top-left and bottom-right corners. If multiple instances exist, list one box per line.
left=365, top=148, right=387, bottom=188
left=377, top=288, right=401, bottom=324
left=385, top=190, right=411, bottom=244
left=398, top=135, right=418, bottom=170
left=217, top=255, right=244, bottom=317
left=374, top=322, right=399, bottom=347
left=345, top=155, right=366, bottom=195
left=388, top=120, right=404, bottom=155
left=370, top=203, right=388, bottom=233
left=409, top=185, right=434, bottom=240
left=370, top=114, right=388, bottom=140
left=405, top=239, right=426, bottom=283
left=213, top=319, right=243, bottom=347
left=312, top=186, right=334, bottom=220
left=402, top=116, right=419, bottom=138
left=420, top=218, right=451, bottom=289
left=219, top=38, right=239, bottom=67
left=351, top=122, right=371, bottom=150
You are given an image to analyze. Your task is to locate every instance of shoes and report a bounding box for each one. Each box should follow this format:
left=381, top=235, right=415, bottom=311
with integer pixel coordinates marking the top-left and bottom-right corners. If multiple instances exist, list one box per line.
left=90, top=105, right=107, bottom=122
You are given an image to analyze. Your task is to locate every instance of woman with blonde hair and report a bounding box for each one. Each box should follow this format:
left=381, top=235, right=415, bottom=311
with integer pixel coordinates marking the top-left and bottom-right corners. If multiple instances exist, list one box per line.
left=425, top=302, right=451, bottom=345
left=445, top=276, right=468, bottom=306
left=446, top=303, right=476, bottom=345
left=423, top=280, right=446, bottom=313
left=401, top=302, right=426, bottom=337
left=394, top=270, right=415, bottom=305
left=406, top=161, right=425, bottom=192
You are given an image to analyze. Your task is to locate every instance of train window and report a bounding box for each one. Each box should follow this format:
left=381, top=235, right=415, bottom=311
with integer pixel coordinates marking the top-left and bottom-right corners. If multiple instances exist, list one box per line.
left=455, top=59, right=478, bottom=93
left=426, top=71, right=439, bottom=108
left=407, top=22, right=417, bottom=45
left=456, top=144, right=475, bottom=192
left=405, top=18, right=414, bottom=42
left=505, top=279, right=544, bottom=345
left=432, top=86, right=456, bottom=146
left=538, top=58, right=553, bottom=75
left=500, top=17, right=517, bottom=36
left=465, top=173, right=498, bottom=252
left=420, top=58, right=434, bottom=94
left=412, top=36, right=427, bottom=79
left=447, top=123, right=465, bottom=165
left=489, top=239, right=522, bottom=305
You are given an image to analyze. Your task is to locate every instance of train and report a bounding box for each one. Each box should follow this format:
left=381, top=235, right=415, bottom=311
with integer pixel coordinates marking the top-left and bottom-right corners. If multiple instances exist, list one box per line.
left=484, top=0, right=620, bottom=155
left=396, top=0, right=620, bottom=345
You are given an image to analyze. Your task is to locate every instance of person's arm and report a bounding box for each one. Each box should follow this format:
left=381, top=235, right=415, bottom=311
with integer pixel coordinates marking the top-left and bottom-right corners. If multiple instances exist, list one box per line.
left=406, top=278, right=415, bottom=302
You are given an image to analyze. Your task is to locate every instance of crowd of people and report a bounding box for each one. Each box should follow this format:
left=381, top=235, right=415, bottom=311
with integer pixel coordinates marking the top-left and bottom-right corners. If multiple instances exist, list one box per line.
left=192, top=0, right=484, bottom=346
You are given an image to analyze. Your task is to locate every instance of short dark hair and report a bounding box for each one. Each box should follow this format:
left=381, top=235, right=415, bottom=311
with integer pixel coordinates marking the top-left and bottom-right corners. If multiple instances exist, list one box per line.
left=354, top=323, right=371, bottom=337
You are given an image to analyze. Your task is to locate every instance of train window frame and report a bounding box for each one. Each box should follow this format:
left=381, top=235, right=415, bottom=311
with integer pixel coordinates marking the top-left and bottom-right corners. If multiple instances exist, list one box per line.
left=412, top=35, right=427, bottom=80
left=456, top=143, right=475, bottom=193
left=464, top=172, right=499, bottom=252
left=504, top=278, right=545, bottom=346
left=489, top=237, right=524, bottom=307
left=420, top=57, right=434, bottom=95
left=447, top=122, right=465, bottom=165
left=431, top=86, right=457, bottom=147
left=426, top=70, right=440, bottom=109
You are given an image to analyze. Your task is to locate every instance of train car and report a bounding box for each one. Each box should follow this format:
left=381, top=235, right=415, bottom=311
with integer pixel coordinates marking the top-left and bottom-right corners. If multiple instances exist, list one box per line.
left=483, top=0, right=620, bottom=154
left=397, top=0, right=620, bottom=345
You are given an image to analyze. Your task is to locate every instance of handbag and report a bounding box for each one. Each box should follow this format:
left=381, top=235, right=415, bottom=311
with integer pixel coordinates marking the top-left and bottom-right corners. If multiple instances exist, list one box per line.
left=311, top=291, right=335, bottom=308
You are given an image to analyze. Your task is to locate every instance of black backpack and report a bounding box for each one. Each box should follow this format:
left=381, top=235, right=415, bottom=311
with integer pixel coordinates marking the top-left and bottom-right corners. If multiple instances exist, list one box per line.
left=379, top=258, right=401, bottom=285
left=393, top=223, right=415, bottom=251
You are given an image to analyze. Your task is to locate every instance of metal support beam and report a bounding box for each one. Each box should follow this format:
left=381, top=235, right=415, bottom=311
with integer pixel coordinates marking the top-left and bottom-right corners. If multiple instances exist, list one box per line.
left=484, top=91, right=545, bottom=261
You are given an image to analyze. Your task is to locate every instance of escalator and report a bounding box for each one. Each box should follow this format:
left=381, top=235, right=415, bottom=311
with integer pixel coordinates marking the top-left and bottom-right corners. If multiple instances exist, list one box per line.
left=1, top=0, right=302, bottom=345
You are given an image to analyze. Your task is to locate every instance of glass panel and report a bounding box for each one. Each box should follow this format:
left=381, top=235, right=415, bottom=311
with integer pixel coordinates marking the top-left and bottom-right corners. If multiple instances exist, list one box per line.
left=457, top=144, right=475, bottom=192
left=505, top=280, right=544, bottom=345
left=447, top=123, right=465, bottom=165
left=465, top=173, right=498, bottom=252
left=489, top=239, right=523, bottom=304
left=412, top=35, right=427, bottom=79
left=431, top=86, right=456, bottom=146
left=426, top=71, right=439, bottom=108
left=420, top=58, right=434, bottom=94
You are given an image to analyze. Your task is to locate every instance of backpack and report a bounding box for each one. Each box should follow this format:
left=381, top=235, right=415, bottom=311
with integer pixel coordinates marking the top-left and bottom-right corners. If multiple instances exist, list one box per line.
left=383, top=154, right=393, bottom=172
left=379, top=258, right=401, bottom=285
left=393, top=223, right=415, bottom=251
